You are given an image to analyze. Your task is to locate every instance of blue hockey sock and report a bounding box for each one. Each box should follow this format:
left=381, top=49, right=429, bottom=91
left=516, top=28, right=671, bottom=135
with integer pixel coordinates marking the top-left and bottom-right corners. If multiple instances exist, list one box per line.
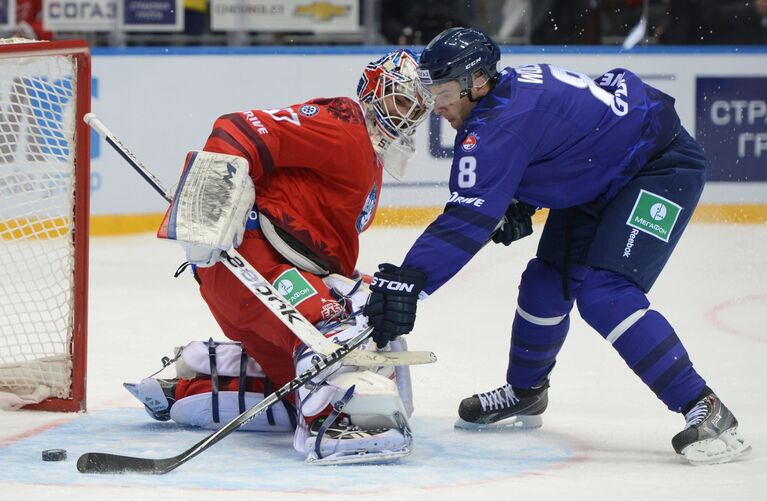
left=507, top=259, right=585, bottom=389
left=577, top=269, right=706, bottom=412
left=507, top=313, right=569, bottom=389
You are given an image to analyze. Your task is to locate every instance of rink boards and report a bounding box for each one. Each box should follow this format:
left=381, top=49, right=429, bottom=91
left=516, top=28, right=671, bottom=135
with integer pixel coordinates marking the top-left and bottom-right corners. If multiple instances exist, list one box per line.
left=79, top=46, right=766, bottom=233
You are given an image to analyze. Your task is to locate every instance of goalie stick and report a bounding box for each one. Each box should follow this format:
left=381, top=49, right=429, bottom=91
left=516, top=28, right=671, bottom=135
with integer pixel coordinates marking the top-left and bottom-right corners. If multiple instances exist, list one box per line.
left=84, top=113, right=435, bottom=369
left=77, top=325, right=374, bottom=474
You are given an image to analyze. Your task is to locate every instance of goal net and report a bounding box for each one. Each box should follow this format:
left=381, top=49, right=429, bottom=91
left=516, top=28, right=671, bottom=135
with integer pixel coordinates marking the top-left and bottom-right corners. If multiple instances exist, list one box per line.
left=0, top=39, right=90, bottom=411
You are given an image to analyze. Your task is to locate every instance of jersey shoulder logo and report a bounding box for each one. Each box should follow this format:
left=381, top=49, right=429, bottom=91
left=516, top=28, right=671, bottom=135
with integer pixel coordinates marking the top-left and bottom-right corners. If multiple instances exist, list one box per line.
left=356, top=182, right=378, bottom=233
left=298, top=104, right=319, bottom=117
left=462, top=132, right=479, bottom=152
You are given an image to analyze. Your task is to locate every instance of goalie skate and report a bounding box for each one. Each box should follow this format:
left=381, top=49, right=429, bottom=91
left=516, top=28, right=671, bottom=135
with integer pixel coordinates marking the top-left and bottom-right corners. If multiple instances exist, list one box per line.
left=672, top=392, right=751, bottom=465
left=124, top=378, right=176, bottom=421
left=455, top=382, right=547, bottom=430
left=303, top=414, right=411, bottom=465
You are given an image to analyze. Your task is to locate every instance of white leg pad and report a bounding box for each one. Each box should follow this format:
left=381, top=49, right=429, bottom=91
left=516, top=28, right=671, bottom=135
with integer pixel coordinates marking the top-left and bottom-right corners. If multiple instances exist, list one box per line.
left=170, top=391, right=294, bottom=432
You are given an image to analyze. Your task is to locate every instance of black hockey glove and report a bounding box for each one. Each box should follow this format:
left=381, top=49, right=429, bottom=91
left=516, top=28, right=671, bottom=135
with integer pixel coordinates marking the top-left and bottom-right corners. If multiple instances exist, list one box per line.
left=364, top=263, right=427, bottom=349
left=491, top=201, right=537, bottom=246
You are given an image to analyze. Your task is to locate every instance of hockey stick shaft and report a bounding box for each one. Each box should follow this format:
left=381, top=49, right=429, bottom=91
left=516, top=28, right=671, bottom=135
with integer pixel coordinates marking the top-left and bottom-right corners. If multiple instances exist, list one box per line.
left=77, top=324, right=374, bottom=474
left=85, top=113, right=172, bottom=202
left=83, top=113, right=434, bottom=368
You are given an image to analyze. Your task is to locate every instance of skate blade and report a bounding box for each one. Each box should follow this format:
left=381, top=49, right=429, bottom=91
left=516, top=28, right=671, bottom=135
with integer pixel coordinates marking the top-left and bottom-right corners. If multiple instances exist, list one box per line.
left=454, top=415, right=543, bottom=431
left=681, top=427, right=752, bottom=465
left=305, top=447, right=411, bottom=465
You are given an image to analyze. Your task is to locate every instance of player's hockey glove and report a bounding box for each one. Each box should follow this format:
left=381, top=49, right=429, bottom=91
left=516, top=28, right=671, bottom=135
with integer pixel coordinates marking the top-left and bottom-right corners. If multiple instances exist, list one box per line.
left=491, top=201, right=537, bottom=246
left=364, top=263, right=427, bottom=348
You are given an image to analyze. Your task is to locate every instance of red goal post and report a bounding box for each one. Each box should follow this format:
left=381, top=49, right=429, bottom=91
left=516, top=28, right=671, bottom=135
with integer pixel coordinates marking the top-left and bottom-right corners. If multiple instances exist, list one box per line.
left=0, top=39, right=90, bottom=412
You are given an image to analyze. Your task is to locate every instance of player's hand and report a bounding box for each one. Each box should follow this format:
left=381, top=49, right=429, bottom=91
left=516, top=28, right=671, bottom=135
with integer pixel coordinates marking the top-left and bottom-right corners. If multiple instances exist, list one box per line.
left=363, top=263, right=426, bottom=348
left=491, top=201, right=537, bottom=246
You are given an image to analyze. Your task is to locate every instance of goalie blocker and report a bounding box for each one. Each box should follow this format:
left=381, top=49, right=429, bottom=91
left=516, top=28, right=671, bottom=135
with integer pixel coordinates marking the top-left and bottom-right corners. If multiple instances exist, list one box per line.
left=157, top=150, right=255, bottom=267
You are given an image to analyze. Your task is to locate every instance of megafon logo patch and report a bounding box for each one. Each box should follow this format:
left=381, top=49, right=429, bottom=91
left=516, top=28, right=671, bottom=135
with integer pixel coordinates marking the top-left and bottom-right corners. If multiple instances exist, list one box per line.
left=462, top=132, right=479, bottom=152
left=273, top=268, right=317, bottom=307
left=626, top=189, right=682, bottom=243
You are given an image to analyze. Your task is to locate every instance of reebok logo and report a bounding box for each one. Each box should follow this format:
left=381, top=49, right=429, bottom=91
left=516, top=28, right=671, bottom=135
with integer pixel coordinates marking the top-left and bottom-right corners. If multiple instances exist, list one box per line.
left=623, top=228, right=639, bottom=257
left=224, top=254, right=306, bottom=326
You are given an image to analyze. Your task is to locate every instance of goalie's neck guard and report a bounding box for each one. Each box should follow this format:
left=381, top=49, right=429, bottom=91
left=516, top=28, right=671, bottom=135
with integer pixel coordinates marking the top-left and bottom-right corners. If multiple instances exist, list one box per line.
left=362, top=105, right=417, bottom=182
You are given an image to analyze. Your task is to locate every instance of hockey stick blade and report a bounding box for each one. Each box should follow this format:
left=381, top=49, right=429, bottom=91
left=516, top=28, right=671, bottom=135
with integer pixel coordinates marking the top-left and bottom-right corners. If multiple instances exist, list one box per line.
left=77, top=453, right=174, bottom=474
left=342, top=349, right=436, bottom=366
left=77, top=326, right=374, bottom=474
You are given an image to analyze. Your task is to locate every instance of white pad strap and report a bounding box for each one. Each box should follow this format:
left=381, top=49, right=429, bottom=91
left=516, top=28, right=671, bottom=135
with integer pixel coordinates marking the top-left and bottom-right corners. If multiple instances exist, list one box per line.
left=175, top=340, right=266, bottom=379
left=321, top=273, right=371, bottom=316
left=158, top=150, right=254, bottom=267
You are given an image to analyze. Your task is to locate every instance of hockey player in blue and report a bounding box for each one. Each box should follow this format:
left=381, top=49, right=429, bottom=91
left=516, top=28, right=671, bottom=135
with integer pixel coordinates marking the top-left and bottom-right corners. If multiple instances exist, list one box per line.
left=363, top=28, right=751, bottom=465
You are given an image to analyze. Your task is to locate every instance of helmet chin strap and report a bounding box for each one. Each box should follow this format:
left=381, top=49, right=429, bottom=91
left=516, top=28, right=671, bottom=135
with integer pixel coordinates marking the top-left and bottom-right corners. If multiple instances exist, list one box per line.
left=466, top=89, right=481, bottom=103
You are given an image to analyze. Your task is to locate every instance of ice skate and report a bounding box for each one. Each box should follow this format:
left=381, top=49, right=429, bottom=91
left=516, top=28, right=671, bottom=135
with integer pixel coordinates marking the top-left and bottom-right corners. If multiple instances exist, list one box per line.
left=124, top=378, right=177, bottom=421
left=455, top=382, right=548, bottom=430
left=672, top=392, right=751, bottom=465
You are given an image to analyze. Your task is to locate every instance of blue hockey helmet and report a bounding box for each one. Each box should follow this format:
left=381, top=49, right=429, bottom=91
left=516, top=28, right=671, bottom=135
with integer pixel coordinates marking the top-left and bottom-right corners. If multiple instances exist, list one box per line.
left=418, top=27, right=501, bottom=100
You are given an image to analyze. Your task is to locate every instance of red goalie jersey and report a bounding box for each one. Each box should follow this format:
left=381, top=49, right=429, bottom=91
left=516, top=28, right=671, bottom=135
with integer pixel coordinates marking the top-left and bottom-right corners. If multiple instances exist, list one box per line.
left=203, top=97, right=382, bottom=276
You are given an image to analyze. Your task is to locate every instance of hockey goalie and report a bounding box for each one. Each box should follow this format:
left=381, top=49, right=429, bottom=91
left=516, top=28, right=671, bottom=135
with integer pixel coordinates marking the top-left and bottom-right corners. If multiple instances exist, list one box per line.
left=125, top=50, right=433, bottom=465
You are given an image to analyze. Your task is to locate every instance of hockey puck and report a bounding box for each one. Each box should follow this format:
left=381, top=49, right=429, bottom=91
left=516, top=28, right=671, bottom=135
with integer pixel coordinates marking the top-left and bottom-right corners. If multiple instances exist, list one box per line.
left=42, top=449, right=67, bottom=462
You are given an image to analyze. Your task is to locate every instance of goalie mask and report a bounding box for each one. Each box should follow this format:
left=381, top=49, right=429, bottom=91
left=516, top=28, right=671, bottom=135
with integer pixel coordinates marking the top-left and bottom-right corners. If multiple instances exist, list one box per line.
left=357, top=49, right=433, bottom=180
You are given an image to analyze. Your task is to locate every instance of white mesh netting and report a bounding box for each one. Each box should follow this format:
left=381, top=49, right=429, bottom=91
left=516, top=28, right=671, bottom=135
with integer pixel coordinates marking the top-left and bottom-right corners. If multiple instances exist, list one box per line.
left=0, top=40, right=79, bottom=409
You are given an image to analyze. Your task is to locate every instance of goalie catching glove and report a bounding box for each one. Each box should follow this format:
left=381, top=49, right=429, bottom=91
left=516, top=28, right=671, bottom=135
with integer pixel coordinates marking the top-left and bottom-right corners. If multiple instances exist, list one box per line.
left=158, top=150, right=255, bottom=267
left=364, top=263, right=426, bottom=348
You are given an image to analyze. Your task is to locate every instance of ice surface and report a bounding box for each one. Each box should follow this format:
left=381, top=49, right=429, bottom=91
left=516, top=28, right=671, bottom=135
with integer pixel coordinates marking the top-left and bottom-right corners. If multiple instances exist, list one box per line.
left=1, top=224, right=765, bottom=501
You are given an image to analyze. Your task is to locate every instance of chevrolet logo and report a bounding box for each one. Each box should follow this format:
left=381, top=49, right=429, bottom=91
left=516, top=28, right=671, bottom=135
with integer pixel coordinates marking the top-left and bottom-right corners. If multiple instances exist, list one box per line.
left=295, top=2, right=349, bottom=21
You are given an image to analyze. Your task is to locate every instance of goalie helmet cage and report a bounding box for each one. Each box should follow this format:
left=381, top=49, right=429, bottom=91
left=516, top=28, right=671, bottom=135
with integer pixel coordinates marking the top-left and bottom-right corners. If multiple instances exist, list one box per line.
left=0, top=39, right=91, bottom=412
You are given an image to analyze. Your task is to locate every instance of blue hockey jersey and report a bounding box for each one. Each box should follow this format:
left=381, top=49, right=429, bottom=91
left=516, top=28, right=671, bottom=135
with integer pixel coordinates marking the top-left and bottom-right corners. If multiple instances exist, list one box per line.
left=403, top=64, right=681, bottom=294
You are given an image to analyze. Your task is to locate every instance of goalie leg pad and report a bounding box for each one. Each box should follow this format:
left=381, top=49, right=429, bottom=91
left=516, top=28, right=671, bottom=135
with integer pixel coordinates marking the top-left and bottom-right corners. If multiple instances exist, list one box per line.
left=303, top=416, right=411, bottom=465
left=292, top=319, right=412, bottom=463
left=170, top=391, right=295, bottom=432
left=125, top=377, right=296, bottom=432
left=126, top=339, right=296, bottom=432
left=295, top=377, right=412, bottom=465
